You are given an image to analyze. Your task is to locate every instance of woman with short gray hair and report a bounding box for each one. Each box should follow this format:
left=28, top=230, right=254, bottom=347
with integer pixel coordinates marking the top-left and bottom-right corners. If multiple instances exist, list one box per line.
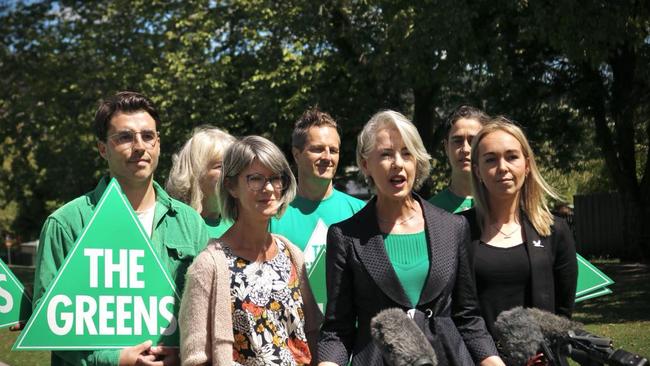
left=180, top=135, right=322, bottom=366
left=318, top=110, right=504, bottom=366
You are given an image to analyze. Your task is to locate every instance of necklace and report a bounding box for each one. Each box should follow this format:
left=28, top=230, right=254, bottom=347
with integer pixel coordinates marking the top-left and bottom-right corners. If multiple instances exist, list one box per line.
left=377, top=210, right=418, bottom=225
left=492, top=223, right=520, bottom=239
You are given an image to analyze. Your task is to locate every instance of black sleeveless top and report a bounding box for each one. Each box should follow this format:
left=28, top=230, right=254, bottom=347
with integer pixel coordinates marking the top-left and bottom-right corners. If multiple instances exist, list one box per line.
left=474, top=241, right=531, bottom=335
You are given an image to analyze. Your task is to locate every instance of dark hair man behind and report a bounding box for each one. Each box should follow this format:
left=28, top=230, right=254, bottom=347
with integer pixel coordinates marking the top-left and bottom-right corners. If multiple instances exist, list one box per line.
left=429, top=105, right=490, bottom=213
left=269, top=107, right=365, bottom=310
left=32, top=91, right=208, bottom=366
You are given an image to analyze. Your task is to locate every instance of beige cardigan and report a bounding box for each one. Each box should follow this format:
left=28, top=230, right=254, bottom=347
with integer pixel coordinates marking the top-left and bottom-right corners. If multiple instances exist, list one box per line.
left=179, top=234, right=323, bottom=366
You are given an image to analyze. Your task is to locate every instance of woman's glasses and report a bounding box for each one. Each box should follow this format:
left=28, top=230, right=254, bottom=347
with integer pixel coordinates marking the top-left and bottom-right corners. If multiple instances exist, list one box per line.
left=245, top=173, right=287, bottom=191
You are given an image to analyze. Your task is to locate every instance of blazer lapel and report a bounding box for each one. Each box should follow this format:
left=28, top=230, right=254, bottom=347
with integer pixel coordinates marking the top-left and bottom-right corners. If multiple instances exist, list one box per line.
left=417, top=194, right=451, bottom=305
left=353, top=197, right=412, bottom=308
left=522, top=214, right=553, bottom=309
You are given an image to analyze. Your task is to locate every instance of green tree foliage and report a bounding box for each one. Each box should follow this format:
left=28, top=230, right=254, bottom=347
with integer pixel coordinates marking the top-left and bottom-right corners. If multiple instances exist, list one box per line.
left=0, top=0, right=648, bottom=258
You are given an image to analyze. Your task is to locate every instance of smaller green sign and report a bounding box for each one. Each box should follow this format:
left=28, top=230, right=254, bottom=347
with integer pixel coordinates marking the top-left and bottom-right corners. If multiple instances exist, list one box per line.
left=576, top=287, right=612, bottom=303
left=0, top=259, right=32, bottom=328
left=14, top=179, right=180, bottom=350
left=575, top=253, right=614, bottom=302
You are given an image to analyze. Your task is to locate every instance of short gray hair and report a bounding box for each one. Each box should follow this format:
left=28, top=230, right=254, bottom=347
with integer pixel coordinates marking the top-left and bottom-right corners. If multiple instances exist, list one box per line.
left=356, top=110, right=431, bottom=190
left=166, top=126, right=235, bottom=213
left=218, top=135, right=297, bottom=221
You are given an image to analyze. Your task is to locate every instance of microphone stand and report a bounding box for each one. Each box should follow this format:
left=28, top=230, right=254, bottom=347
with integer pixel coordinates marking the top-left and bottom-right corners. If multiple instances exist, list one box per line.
left=544, top=331, right=648, bottom=366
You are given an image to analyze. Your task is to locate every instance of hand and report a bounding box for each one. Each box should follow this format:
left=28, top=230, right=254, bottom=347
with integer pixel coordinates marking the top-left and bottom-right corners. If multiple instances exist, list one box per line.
left=149, top=345, right=180, bottom=366
left=119, top=340, right=159, bottom=366
left=526, top=353, right=548, bottom=366
left=9, top=321, right=25, bottom=331
left=480, top=355, right=506, bottom=366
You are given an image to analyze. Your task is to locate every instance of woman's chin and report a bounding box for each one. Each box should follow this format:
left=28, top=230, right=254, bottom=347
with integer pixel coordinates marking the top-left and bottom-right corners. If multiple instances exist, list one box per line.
left=377, top=186, right=412, bottom=200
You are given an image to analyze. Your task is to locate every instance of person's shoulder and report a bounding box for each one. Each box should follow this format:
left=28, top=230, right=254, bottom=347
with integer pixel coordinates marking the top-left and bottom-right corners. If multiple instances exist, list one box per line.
left=328, top=200, right=370, bottom=234
left=167, top=195, right=204, bottom=222
left=193, top=239, right=227, bottom=265
left=421, top=197, right=469, bottom=230
left=421, top=196, right=458, bottom=217
left=274, top=234, right=304, bottom=260
left=550, top=214, right=572, bottom=234
left=428, top=188, right=449, bottom=205
left=46, top=191, right=95, bottom=227
left=332, top=189, right=366, bottom=208
left=457, top=206, right=477, bottom=222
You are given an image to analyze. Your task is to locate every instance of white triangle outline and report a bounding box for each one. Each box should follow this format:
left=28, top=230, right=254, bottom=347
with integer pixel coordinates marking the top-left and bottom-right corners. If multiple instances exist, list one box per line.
left=0, top=258, right=32, bottom=328
left=15, top=179, right=180, bottom=349
left=303, top=218, right=328, bottom=269
left=307, top=246, right=326, bottom=279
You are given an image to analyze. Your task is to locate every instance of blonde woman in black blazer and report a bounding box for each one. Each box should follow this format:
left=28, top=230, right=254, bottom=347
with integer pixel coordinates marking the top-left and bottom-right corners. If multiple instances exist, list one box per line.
left=463, top=117, right=578, bottom=336
left=317, top=111, right=504, bottom=366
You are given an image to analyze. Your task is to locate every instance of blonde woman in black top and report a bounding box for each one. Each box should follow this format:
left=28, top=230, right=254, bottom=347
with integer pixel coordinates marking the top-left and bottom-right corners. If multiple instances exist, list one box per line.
left=463, top=117, right=578, bottom=335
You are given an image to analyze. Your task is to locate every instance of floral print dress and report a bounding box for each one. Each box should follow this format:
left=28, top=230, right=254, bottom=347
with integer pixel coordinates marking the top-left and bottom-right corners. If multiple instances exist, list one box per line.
left=223, top=239, right=311, bottom=366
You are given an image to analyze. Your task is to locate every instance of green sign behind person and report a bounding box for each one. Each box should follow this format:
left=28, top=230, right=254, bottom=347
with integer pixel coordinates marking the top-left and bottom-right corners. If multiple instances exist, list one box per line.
left=0, top=259, right=31, bottom=329
left=14, top=179, right=180, bottom=350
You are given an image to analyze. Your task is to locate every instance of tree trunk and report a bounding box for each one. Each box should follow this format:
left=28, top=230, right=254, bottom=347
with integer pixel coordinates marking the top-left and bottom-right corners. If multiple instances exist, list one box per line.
left=582, top=46, right=650, bottom=260
left=412, top=86, right=440, bottom=197
left=412, top=86, right=437, bottom=154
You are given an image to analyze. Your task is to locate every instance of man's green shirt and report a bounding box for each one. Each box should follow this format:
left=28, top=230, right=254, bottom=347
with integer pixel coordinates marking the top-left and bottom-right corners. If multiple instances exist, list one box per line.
left=428, top=188, right=474, bottom=213
left=33, top=177, right=209, bottom=366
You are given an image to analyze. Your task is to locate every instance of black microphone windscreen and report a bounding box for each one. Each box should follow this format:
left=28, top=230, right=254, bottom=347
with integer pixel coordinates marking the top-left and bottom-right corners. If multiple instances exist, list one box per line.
left=525, top=307, right=583, bottom=342
left=371, top=308, right=437, bottom=366
left=493, top=307, right=546, bottom=366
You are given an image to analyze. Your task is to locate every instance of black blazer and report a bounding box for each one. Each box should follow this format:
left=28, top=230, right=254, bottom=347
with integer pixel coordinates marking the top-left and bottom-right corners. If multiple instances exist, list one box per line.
left=459, top=208, right=578, bottom=319
left=317, top=194, right=498, bottom=366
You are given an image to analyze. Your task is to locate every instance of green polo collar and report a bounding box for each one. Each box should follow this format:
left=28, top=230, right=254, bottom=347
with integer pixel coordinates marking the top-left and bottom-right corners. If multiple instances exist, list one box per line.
left=88, top=176, right=178, bottom=214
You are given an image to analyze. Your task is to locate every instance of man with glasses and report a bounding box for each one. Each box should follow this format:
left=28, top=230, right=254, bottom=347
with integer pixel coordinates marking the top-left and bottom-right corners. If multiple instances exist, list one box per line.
left=269, top=107, right=365, bottom=310
left=32, top=91, right=208, bottom=366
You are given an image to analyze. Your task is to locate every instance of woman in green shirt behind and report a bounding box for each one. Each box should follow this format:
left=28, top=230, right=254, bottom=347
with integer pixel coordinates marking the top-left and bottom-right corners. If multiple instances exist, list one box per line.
left=166, top=125, right=236, bottom=238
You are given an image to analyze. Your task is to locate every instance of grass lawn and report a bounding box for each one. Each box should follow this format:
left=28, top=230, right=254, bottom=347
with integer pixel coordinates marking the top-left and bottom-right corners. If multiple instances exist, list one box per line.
left=572, top=262, right=650, bottom=359
left=1, top=265, right=48, bottom=366
left=0, top=262, right=648, bottom=365
left=0, top=329, right=49, bottom=366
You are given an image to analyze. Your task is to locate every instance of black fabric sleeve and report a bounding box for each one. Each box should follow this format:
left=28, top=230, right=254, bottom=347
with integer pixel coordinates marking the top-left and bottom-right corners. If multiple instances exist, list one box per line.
left=552, top=217, right=578, bottom=318
left=451, top=218, right=499, bottom=363
left=317, top=224, right=357, bottom=365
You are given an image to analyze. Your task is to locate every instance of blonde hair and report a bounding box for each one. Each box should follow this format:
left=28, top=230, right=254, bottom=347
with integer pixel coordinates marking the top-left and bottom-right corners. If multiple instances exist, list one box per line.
left=166, top=126, right=236, bottom=213
left=470, top=117, right=561, bottom=236
left=218, top=136, right=297, bottom=222
left=356, top=110, right=431, bottom=190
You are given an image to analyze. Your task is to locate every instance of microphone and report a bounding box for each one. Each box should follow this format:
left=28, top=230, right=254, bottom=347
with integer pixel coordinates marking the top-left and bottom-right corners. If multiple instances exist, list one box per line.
left=371, top=308, right=438, bottom=366
left=494, top=307, right=648, bottom=366
left=491, top=307, right=547, bottom=366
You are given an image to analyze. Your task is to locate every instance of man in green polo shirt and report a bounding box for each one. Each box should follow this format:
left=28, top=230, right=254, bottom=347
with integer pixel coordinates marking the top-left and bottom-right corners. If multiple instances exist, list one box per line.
left=269, top=107, right=365, bottom=310
left=429, top=105, right=489, bottom=213
left=32, top=92, right=208, bottom=366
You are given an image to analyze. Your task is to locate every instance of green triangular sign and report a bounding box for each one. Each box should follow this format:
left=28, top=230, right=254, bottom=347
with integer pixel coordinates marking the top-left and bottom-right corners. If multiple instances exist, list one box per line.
left=575, top=253, right=614, bottom=296
left=0, top=258, right=32, bottom=328
left=574, top=253, right=614, bottom=303
left=14, top=179, right=180, bottom=350
left=308, top=248, right=327, bottom=313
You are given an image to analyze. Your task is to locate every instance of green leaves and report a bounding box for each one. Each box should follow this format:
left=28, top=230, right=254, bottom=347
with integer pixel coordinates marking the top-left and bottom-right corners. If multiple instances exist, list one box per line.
left=1, top=0, right=648, bottom=250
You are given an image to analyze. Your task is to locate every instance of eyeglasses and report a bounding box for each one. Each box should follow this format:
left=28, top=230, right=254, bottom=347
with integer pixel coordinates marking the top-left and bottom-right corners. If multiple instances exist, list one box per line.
left=245, top=173, right=287, bottom=191
left=107, top=129, right=159, bottom=150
